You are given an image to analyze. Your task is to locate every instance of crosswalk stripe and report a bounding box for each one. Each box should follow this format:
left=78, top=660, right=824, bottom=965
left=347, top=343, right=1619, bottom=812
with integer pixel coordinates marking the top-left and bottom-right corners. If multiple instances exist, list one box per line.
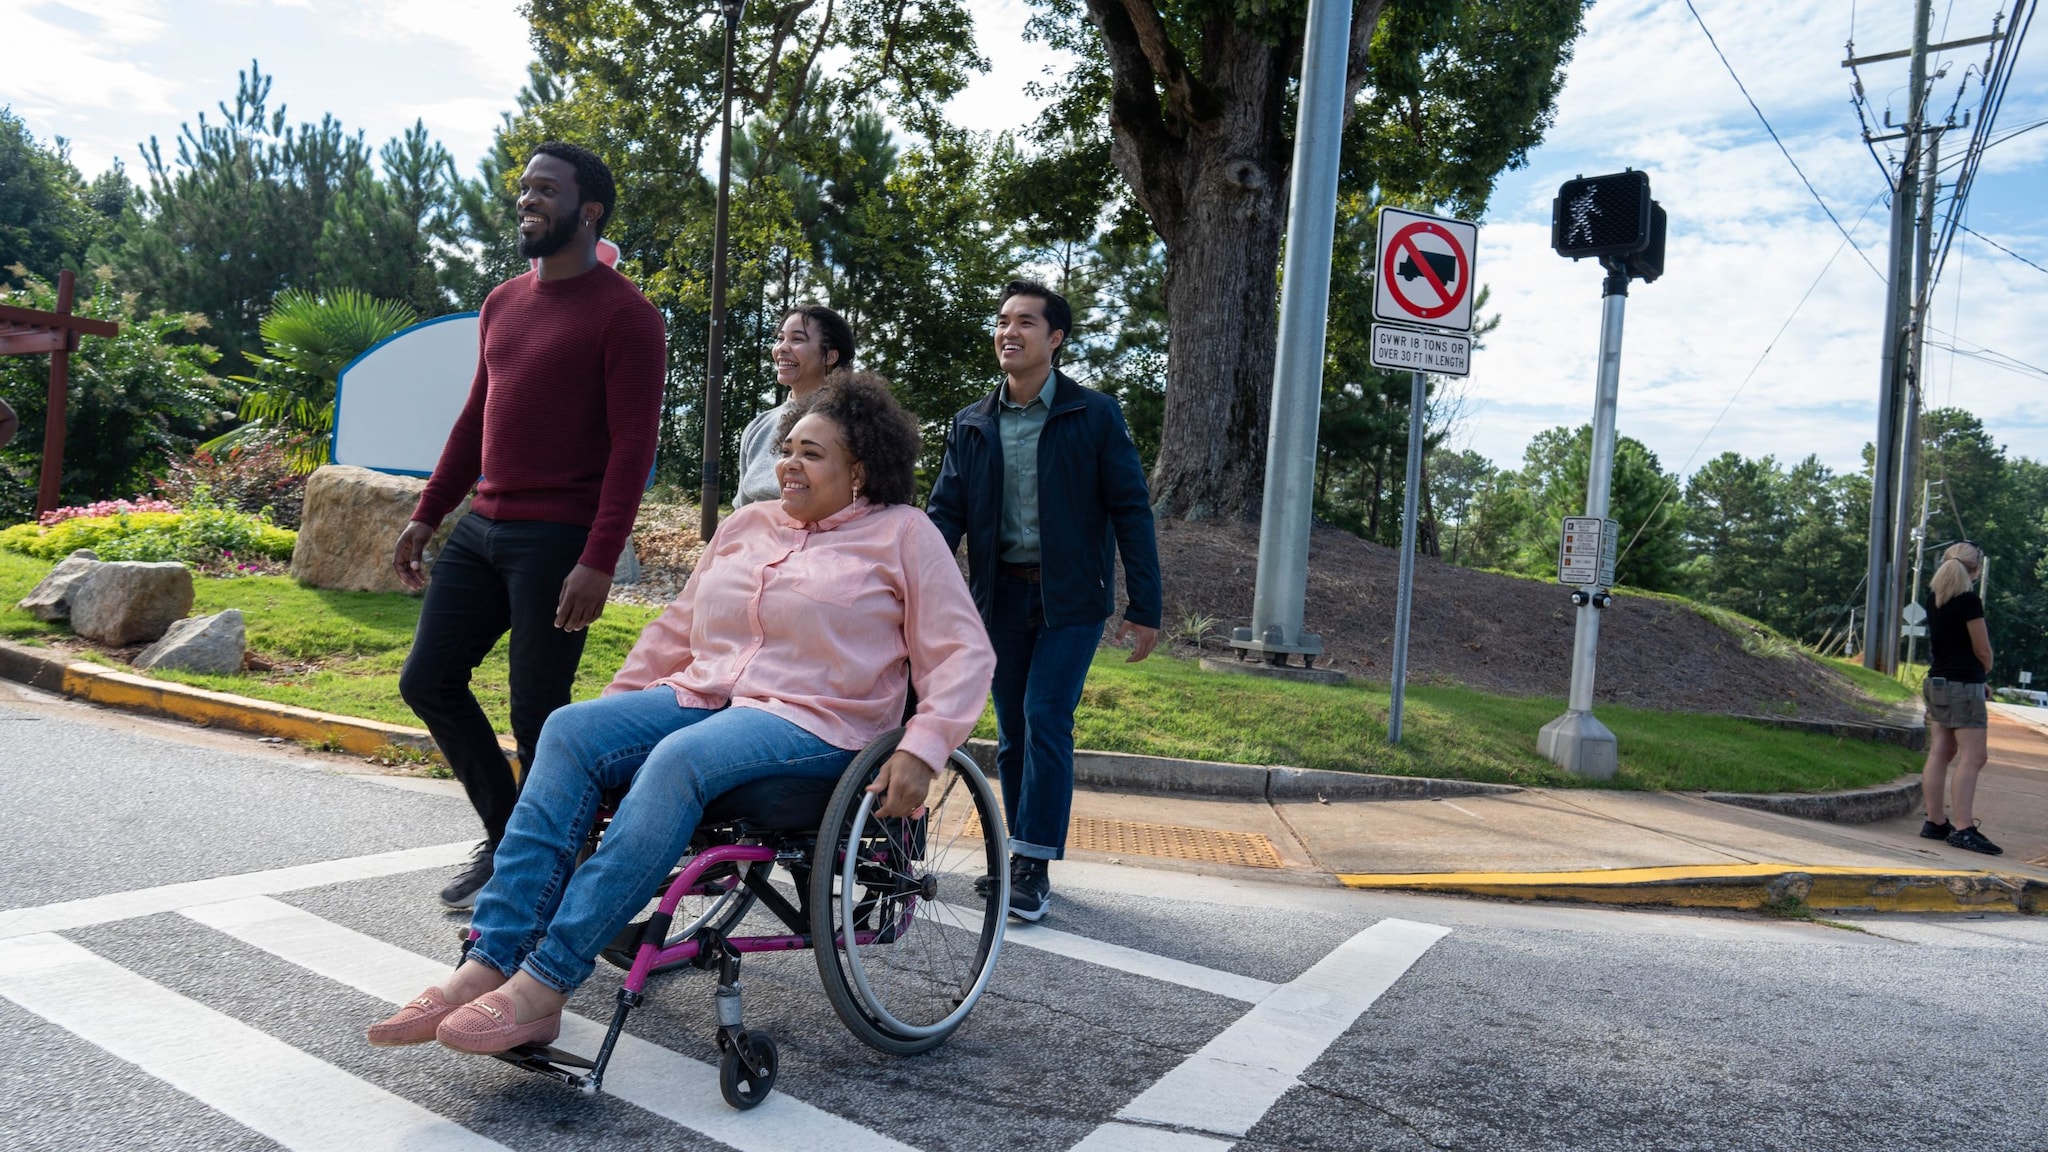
left=0, top=840, right=476, bottom=940
left=0, top=932, right=509, bottom=1152
left=181, top=895, right=921, bottom=1152
left=1068, top=1121, right=1237, bottom=1151
left=931, top=901, right=1277, bottom=1004
left=1103, top=918, right=1451, bottom=1143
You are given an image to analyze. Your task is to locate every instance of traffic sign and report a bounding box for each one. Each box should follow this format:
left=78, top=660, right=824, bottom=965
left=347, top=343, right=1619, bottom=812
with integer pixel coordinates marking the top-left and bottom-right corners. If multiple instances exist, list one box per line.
left=1902, top=601, right=1927, bottom=625
left=1558, top=516, right=1619, bottom=588
left=1374, top=207, right=1478, bottom=333
left=1370, top=324, right=1470, bottom=376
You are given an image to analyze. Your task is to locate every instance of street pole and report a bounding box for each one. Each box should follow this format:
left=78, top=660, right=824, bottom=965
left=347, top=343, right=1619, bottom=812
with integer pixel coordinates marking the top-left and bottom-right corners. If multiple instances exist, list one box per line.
left=1537, top=261, right=1628, bottom=780
left=1388, top=369, right=1426, bottom=743
left=697, top=0, right=745, bottom=541
left=1906, top=480, right=1930, bottom=669
left=1890, top=125, right=1940, bottom=669
left=1861, top=0, right=1931, bottom=672
left=1230, top=0, right=1351, bottom=671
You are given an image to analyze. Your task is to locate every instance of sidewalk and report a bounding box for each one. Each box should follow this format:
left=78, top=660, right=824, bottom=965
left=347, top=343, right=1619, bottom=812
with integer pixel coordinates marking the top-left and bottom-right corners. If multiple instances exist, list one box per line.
left=1065, top=706, right=2048, bottom=914
left=3, top=638, right=2041, bottom=915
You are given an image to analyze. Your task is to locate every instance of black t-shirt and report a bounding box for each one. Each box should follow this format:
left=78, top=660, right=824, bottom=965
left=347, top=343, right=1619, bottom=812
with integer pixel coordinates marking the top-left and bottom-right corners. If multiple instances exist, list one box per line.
left=1927, top=590, right=1986, bottom=682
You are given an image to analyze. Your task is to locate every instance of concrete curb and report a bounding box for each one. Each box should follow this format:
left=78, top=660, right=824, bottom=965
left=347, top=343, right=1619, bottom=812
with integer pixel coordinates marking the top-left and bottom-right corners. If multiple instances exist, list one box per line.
left=1703, top=776, right=1923, bottom=825
left=959, top=739, right=1523, bottom=802
left=1338, top=863, right=2044, bottom=915
left=0, top=640, right=437, bottom=758
left=1730, top=713, right=1927, bottom=752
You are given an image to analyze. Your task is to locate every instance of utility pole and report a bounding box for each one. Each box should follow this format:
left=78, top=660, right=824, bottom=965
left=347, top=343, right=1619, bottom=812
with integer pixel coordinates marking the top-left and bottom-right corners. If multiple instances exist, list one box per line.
left=697, top=0, right=747, bottom=540
left=1231, top=0, right=1352, bottom=672
left=1858, top=0, right=1932, bottom=673
left=1905, top=480, right=1931, bottom=669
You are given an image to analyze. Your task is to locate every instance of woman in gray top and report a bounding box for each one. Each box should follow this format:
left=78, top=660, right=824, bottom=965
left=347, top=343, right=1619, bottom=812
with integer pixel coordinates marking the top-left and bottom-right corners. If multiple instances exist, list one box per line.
left=734, top=305, right=856, bottom=506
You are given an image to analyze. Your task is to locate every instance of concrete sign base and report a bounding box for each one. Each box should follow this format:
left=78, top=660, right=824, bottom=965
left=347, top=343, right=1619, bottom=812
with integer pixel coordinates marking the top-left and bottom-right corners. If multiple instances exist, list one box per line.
left=1538, top=709, right=1618, bottom=780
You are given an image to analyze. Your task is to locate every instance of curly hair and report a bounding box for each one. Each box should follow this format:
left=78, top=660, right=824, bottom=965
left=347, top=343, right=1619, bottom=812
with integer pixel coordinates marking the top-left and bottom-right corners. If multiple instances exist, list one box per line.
left=776, top=372, right=922, bottom=507
left=531, top=141, right=617, bottom=235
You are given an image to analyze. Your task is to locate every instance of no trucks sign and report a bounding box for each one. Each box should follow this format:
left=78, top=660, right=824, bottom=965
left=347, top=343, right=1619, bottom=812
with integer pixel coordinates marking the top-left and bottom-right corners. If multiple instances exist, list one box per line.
left=1374, top=207, right=1478, bottom=334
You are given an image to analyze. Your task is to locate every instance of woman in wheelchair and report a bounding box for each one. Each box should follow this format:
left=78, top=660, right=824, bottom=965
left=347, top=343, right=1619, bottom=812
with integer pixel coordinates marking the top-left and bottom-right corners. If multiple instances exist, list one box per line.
left=368, top=373, right=994, bottom=1060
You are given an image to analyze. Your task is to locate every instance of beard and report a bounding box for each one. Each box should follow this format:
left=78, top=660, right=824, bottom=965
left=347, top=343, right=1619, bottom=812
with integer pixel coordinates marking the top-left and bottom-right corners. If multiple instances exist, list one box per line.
left=516, top=210, right=582, bottom=260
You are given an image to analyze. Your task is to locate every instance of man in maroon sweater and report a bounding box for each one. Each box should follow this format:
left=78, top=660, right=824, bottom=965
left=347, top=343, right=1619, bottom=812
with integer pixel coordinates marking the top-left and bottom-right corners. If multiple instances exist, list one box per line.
left=393, top=142, right=667, bottom=909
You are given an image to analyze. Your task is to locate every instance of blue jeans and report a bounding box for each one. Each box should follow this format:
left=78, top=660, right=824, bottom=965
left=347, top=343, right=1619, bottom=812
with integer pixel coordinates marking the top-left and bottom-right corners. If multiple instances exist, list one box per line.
left=988, top=576, right=1100, bottom=861
left=468, top=686, right=853, bottom=993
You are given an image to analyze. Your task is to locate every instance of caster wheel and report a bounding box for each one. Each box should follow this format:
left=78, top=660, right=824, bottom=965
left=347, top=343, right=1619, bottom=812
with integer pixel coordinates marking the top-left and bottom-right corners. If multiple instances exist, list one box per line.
left=717, top=1032, right=777, bottom=1110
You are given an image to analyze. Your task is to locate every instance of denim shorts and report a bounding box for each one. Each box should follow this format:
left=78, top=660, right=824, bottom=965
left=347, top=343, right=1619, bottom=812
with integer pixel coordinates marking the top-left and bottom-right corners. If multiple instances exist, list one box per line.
left=1923, top=677, right=1988, bottom=730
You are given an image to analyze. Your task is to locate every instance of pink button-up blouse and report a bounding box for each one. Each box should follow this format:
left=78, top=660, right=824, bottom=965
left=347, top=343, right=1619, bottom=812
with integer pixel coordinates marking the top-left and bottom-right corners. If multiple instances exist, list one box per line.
left=605, top=498, right=995, bottom=774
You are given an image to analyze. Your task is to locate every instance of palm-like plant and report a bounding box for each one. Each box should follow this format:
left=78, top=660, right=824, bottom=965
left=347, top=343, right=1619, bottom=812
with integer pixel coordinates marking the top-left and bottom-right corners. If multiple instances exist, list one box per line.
left=211, top=288, right=417, bottom=472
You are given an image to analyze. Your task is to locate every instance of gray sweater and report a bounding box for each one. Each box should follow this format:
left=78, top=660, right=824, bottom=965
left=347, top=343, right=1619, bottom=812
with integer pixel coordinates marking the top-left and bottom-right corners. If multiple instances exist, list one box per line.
left=732, top=400, right=791, bottom=508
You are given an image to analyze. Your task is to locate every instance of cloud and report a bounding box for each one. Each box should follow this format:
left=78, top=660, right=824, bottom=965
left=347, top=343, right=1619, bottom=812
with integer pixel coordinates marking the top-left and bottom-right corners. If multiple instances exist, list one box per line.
left=3, top=4, right=181, bottom=123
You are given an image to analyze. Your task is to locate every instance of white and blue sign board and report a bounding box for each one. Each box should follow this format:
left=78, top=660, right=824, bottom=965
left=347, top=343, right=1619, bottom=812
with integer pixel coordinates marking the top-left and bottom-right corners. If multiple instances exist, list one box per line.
left=331, top=313, right=480, bottom=477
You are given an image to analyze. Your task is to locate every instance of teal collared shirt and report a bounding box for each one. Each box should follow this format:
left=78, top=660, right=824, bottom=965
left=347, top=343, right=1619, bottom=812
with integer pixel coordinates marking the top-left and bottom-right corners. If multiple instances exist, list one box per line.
left=996, top=369, right=1054, bottom=564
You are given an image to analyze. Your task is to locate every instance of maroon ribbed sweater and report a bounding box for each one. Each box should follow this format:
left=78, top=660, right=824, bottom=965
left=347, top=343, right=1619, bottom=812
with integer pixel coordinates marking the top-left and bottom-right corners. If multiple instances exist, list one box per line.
left=411, top=265, right=667, bottom=576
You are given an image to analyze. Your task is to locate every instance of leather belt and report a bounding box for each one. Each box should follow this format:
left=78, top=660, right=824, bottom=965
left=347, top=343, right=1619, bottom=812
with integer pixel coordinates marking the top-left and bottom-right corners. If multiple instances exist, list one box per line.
left=1000, top=563, right=1043, bottom=583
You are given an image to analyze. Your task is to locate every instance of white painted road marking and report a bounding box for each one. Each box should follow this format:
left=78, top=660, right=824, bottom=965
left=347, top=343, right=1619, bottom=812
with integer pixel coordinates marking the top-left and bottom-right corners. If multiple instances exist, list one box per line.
left=1070, top=1121, right=1238, bottom=1151
left=183, top=895, right=920, bottom=1152
left=0, top=932, right=508, bottom=1152
left=0, top=840, right=476, bottom=940
left=1085, top=918, right=1451, bottom=1145
left=933, top=901, right=1278, bottom=1004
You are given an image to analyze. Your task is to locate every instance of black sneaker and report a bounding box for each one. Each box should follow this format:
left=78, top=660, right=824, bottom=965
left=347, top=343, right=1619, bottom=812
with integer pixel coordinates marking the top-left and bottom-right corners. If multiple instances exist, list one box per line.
left=1920, top=819, right=1955, bottom=840
left=1946, top=824, right=2004, bottom=856
left=1009, top=857, right=1050, bottom=923
left=439, top=840, right=497, bottom=909
left=973, top=854, right=1024, bottom=901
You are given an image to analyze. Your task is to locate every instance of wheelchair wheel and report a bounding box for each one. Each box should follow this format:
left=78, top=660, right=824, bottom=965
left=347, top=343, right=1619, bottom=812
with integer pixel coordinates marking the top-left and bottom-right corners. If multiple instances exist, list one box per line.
left=717, top=1032, right=777, bottom=1109
left=810, top=733, right=1007, bottom=1056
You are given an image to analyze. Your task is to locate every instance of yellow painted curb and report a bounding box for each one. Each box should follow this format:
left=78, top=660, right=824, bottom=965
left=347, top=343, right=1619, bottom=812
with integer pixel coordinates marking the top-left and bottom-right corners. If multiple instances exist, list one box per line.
left=0, top=639, right=519, bottom=764
left=1339, top=863, right=2043, bottom=914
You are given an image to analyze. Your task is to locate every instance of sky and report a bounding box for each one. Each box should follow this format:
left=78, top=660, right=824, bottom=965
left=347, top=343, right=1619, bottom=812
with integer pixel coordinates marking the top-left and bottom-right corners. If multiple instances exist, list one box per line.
left=8, top=0, right=2045, bottom=479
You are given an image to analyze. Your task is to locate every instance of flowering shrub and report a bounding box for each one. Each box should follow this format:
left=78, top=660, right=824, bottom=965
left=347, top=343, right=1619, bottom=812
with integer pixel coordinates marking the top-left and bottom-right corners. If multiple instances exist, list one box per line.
left=155, top=443, right=307, bottom=528
left=39, top=498, right=179, bottom=527
left=0, top=508, right=296, bottom=566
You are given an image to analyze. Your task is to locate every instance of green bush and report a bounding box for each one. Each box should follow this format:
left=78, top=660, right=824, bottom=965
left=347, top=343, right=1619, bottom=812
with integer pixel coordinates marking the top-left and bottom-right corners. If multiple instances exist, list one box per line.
left=0, top=509, right=295, bottom=565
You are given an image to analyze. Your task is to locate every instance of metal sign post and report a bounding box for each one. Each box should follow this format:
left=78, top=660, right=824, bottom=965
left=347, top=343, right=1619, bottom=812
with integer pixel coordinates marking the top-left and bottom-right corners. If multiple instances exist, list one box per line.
left=1372, top=206, right=1477, bottom=743
left=1536, top=170, right=1666, bottom=779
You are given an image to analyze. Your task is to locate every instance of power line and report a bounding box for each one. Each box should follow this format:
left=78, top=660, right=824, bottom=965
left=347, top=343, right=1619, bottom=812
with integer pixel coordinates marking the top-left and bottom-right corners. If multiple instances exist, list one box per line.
left=1685, top=0, right=1883, bottom=278
left=1956, top=222, right=2048, bottom=276
left=1929, top=0, right=2035, bottom=287
left=1613, top=190, right=1886, bottom=566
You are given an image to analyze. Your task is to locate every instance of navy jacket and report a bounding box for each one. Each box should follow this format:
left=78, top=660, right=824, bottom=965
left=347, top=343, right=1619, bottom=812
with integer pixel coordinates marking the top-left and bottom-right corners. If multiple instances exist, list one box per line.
left=927, top=370, right=1162, bottom=631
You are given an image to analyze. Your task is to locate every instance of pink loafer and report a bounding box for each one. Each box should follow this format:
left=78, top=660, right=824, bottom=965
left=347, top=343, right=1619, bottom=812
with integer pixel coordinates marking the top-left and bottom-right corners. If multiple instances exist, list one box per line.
left=436, top=990, right=562, bottom=1055
left=367, top=986, right=460, bottom=1048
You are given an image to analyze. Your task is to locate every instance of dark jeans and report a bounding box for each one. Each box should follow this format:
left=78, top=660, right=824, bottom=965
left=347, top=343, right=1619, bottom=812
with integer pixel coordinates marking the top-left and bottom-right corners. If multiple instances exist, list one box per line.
left=988, top=575, right=1100, bottom=861
left=399, top=514, right=591, bottom=844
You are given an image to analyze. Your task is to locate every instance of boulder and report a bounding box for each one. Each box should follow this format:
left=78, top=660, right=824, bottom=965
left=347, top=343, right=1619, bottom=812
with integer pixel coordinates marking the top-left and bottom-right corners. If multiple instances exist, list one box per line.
left=614, top=536, right=641, bottom=586
left=69, top=561, right=195, bottom=645
left=17, top=549, right=102, bottom=620
left=134, top=609, right=246, bottom=674
left=290, top=465, right=469, bottom=594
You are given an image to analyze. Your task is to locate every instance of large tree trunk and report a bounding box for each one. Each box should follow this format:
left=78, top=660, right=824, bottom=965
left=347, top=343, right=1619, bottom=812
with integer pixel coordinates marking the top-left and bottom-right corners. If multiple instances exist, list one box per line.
left=1085, top=0, right=1386, bottom=520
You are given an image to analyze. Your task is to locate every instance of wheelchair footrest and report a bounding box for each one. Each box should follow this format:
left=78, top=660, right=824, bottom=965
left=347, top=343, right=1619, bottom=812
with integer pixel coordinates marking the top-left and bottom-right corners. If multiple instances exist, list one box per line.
left=493, top=1043, right=599, bottom=1089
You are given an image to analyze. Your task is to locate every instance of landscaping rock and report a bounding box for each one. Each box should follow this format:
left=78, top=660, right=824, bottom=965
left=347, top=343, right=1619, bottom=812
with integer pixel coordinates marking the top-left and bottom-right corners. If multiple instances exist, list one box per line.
left=134, top=609, right=246, bottom=674
left=69, top=561, right=195, bottom=645
left=614, top=536, right=641, bottom=586
left=290, top=465, right=468, bottom=594
left=17, top=550, right=102, bottom=620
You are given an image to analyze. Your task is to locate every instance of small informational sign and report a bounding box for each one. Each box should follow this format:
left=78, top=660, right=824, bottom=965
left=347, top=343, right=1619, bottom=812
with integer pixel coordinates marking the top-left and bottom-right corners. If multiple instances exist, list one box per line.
left=1903, top=625, right=1928, bottom=638
left=1902, top=601, right=1927, bottom=625
left=1370, top=324, right=1471, bottom=376
left=2021, top=671, right=2033, bottom=686
left=1374, top=207, right=1479, bottom=333
left=1558, top=516, right=1620, bottom=588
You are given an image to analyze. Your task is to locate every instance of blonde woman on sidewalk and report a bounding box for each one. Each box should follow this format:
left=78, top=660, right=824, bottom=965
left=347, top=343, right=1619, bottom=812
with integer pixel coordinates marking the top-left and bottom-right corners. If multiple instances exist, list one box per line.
left=1920, top=541, right=2001, bottom=855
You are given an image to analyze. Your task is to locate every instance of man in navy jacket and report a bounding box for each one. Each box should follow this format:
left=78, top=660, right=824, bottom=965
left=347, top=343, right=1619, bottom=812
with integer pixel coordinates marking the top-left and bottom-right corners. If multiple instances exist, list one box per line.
left=927, top=280, right=1162, bottom=921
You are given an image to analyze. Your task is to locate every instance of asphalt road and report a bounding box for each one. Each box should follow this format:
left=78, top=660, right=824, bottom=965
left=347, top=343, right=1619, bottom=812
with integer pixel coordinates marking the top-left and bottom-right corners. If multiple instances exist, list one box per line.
left=2, top=682, right=2043, bottom=1152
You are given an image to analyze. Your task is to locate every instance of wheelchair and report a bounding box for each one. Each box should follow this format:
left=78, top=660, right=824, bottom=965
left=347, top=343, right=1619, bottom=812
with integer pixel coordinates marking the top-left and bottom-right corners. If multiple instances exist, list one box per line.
left=460, top=726, right=1009, bottom=1109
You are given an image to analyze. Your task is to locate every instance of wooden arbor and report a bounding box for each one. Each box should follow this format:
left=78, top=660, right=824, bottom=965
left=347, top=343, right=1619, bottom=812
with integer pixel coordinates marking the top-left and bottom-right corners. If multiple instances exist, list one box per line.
left=0, top=269, right=119, bottom=515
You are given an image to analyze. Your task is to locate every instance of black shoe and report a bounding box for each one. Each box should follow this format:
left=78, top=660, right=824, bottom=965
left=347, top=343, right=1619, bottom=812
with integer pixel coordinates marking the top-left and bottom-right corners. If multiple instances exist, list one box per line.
left=439, top=840, right=497, bottom=909
left=1920, top=819, right=1955, bottom=840
left=974, top=854, right=1024, bottom=901
left=1009, top=857, right=1050, bottom=923
left=1946, top=824, right=2004, bottom=856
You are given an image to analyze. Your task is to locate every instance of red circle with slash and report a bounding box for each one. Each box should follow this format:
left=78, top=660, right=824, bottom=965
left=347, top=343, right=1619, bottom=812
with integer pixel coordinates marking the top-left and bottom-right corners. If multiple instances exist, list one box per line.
left=1381, top=221, right=1471, bottom=321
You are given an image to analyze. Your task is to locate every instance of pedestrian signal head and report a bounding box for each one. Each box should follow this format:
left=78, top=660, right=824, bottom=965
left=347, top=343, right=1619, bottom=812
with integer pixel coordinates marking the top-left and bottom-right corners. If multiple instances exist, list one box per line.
left=1552, top=170, right=1653, bottom=260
